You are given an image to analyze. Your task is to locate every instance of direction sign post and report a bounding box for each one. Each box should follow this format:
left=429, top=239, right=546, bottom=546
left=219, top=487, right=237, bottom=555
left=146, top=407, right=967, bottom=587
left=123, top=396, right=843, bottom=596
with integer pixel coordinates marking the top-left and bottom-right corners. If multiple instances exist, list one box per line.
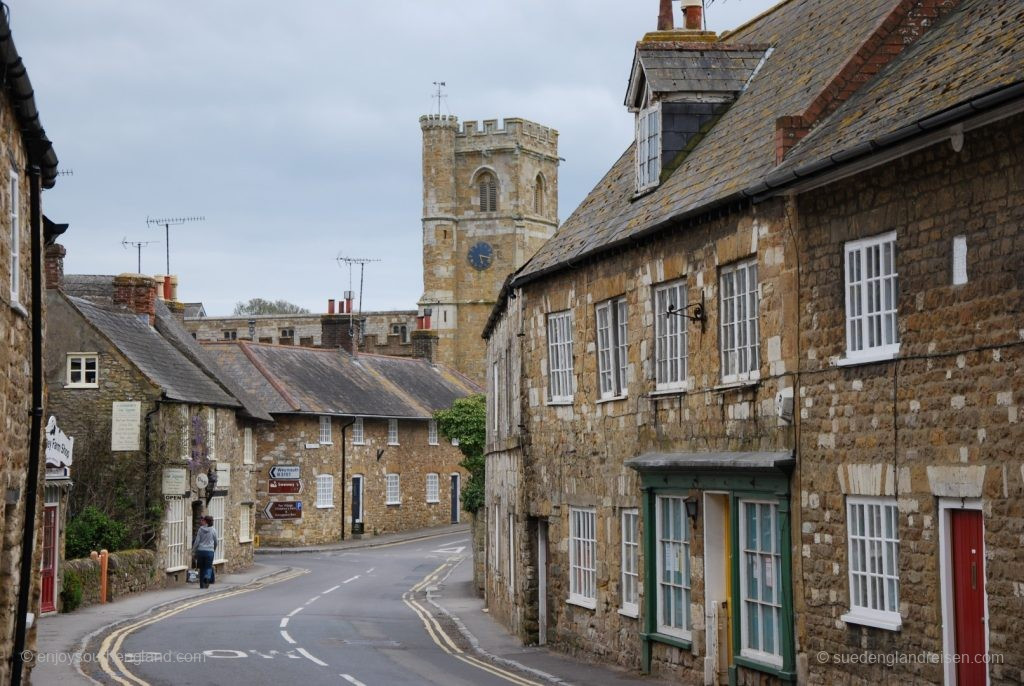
left=269, top=479, right=303, bottom=495
left=269, top=465, right=301, bottom=480
left=263, top=501, right=302, bottom=520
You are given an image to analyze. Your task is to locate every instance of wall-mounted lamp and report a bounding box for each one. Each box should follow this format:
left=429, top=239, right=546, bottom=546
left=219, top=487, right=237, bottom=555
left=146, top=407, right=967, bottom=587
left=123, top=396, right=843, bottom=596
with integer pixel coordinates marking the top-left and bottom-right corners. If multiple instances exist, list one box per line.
left=205, top=467, right=219, bottom=504
left=684, top=496, right=700, bottom=525
left=666, top=291, right=706, bottom=331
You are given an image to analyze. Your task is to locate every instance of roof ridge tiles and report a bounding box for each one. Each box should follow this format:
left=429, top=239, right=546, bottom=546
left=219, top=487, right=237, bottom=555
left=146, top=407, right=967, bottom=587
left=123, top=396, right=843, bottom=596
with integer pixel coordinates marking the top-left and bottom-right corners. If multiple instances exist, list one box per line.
left=237, top=341, right=302, bottom=411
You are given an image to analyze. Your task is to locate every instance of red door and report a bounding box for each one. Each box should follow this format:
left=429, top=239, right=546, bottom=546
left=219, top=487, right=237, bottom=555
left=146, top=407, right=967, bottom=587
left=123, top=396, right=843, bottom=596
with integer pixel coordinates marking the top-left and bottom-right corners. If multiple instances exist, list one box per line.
left=951, top=510, right=986, bottom=685
left=40, top=505, right=57, bottom=613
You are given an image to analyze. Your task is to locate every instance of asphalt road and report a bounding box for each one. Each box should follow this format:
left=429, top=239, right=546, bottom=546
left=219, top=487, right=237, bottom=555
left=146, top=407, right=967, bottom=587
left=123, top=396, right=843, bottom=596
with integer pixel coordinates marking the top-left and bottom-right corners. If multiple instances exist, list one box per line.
left=95, top=532, right=542, bottom=686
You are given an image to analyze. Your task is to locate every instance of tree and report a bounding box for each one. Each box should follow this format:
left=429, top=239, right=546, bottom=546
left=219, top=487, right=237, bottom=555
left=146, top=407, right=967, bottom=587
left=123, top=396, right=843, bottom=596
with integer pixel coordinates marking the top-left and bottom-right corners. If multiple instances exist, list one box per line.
left=434, top=394, right=486, bottom=513
left=233, top=298, right=310, bottom=315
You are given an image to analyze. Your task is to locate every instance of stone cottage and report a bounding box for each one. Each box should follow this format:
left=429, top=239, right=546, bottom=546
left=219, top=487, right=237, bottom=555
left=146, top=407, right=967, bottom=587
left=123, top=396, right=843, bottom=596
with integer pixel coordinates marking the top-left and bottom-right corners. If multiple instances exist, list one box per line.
left=44, top=264, right=269, bottom=592
left=485, top=0, right=1023, bottom=684
left=203, top=341, right=480, bottom=545
left=0, top=5, right=60, bottom=682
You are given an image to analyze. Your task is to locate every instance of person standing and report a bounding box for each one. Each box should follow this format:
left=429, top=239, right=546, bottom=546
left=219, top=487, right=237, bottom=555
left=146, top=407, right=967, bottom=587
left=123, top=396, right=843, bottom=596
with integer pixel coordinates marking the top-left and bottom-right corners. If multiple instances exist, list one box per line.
left=191, top=515, right=218, bottom=589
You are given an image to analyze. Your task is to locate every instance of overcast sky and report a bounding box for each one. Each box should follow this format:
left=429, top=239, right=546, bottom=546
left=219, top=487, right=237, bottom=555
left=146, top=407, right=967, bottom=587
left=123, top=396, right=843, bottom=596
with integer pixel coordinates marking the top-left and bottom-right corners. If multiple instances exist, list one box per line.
left=14, top=0, right=776, bottom=315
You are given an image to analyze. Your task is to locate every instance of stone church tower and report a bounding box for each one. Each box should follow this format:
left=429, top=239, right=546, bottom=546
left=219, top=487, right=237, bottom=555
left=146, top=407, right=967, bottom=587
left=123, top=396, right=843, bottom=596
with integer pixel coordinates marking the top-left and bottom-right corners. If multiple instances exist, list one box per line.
left=417, top=115, right=559, bottom=384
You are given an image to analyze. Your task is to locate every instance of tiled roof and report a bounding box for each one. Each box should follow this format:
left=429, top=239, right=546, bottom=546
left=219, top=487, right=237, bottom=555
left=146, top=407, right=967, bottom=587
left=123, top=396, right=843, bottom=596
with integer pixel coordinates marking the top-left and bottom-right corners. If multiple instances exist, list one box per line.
left=67, top=296, right=239, bottom=408
left=774, top=0, right=1024, bottom=176
left=183, top=302, right=206, bottom=319
left=202, top=342, right=480, bottom=419
left=629, top=43, right=768, bottom=104
left=515, top=0, right=918, bottom=282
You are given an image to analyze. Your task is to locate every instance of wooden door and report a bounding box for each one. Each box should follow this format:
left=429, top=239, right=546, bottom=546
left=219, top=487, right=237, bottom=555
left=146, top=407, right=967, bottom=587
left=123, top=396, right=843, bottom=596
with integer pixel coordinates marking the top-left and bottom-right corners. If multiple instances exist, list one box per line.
left=40, top=505, right=57, bottom=613
left=951, top=510, right=986, bottom=685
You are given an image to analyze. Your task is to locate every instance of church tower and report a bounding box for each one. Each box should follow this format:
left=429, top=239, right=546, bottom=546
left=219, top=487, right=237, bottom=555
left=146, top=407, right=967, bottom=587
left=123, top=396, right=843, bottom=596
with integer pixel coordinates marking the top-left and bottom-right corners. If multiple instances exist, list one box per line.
left=417, top=115, right=559, bottom=384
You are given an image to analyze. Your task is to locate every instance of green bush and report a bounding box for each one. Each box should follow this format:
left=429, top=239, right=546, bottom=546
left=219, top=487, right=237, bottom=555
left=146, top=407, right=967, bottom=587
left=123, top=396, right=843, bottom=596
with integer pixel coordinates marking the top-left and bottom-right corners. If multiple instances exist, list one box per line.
left=435, top=395, right=486, bottom=513
left=65, top=507, right=130, bottom=560
left=61, top=567, right=83, bottom=612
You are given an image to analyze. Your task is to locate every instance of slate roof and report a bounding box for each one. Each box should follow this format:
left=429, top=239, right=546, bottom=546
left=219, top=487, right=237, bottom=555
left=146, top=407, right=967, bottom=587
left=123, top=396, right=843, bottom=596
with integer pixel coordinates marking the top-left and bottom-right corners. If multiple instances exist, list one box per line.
left=773, top=0, right=1024, bottom=177
left=627, top=43, right=768, bottom=105
left=513, top=0, right=1021, bottom=287
left=202, top=342, right=480, bottom=419
left=183, top=302, right=206, bottom=319
left=66, top=295, right=239, bottom=408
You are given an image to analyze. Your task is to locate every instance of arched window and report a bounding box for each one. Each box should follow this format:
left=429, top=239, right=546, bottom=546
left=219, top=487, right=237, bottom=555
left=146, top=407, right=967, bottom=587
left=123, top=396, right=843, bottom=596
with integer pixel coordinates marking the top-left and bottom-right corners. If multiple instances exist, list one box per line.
left=478, top=172, right=498, bottom=212
left=534, top=174, right=545, bottom=215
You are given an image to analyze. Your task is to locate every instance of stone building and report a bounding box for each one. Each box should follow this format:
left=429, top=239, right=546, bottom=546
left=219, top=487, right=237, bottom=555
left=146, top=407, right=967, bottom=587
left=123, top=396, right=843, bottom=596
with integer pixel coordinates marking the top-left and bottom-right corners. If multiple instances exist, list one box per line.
left=203, top=341, right=479, bottom=545
left=417, top=114, right=560, bottom=384
left=0, top=8, right=60, bottom=683
left=44, top=265, right=269, bottom=591
left=484, top=1, right=1023, bottom=684
left=187, top=306, right=418, bottom=357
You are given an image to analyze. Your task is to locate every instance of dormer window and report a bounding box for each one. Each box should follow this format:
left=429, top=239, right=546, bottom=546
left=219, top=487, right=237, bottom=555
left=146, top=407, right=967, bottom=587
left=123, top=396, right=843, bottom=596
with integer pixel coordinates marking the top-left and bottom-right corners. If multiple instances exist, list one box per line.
left=635, top=104, right=661, bottom=192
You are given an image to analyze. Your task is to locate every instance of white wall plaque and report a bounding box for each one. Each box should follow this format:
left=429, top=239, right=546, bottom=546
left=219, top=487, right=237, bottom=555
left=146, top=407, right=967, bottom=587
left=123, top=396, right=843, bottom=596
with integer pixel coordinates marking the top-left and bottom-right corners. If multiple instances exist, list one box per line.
left=162, top=467, right=188, bottom=496
left=216, top=462, right=231, bottom=489
left=111, top=401, right=142, bottom=451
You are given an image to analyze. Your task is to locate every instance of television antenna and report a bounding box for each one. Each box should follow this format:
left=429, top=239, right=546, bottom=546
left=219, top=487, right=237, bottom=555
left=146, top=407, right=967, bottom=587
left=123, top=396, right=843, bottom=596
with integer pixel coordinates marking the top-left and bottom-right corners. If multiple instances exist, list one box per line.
left=335, top=255, right=381, bottom=337
left=121, top=237, right=159, bottom=273
left=145, top=215, right=205, bottom=274
left=432, top=81, right=447, bottom=116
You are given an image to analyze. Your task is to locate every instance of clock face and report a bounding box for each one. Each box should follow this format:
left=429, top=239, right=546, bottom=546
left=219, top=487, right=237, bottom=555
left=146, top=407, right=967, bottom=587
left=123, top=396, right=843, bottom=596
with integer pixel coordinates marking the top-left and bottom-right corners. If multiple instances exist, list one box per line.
left=467, top=241, right=494, bottom=271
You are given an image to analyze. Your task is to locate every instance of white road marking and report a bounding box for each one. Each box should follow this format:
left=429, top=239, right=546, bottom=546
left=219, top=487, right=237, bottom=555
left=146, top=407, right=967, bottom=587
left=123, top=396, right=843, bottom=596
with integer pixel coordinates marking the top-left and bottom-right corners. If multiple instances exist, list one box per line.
left=288, top=606, right=305, bottom=617
left=281, top=630, right=296, bottom=644
left=323, top=584, right=341, bottom=594
left=343, top=575, right=360, bottom=584
left=432, top=546, right=466, bottom=554
left=280, top=618, right=289, bottom=628
left=365, top=568, right=375, bottom=573
left=340, top=674, right=368, bottom=686
left=297, top=647, right=327, bottom=667
left=305, top=595, right=321, bottom=605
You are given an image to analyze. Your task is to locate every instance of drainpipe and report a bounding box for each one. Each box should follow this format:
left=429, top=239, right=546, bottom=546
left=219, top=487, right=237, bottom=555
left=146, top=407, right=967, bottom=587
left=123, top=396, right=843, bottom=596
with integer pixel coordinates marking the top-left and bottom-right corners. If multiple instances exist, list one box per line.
left=143, top=404, right=161, bottom=548
left=339, top=418, right=355, bottom=541
left=12, top=165, right=43, bottom=686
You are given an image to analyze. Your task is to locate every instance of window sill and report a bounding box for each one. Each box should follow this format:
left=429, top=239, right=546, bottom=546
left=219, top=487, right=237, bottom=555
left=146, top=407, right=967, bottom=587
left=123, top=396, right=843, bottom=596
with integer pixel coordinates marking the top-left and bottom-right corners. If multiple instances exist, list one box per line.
left=353, top=442, right=365, bottom=447
left=546, top=399, right=574, bottom=407
left=567, top=595, right=596, bottom=610
left=714, top=378, right=759, bottom=392
left=320, top=441, right=334, bottom=446
left=618, top=606, right=639, bottom=619
left=428, top=442, right=439, bottom=447
left=648, top=387, right=689, bottom=398
left=315, top=505, right=335, bottom=509
left=10, top=301, right=27, bottom=318
left=643, top=630, right=692, bottom=651
left=596, top=395, right=627, bottom=405
left=836, top=349, right=900, bottom=368
left=64, top=384, right=99, bottom=390
left=386, top=502, right=401, bottom=507
left=427, top=500, right=440, bottom=504
left=841, top=610, right=902, bottom=631
left=732, top=655, right=793, bottom=681
left=239, top=538, right=253, bottom=544
left=387, top=442, right=400, bottom=447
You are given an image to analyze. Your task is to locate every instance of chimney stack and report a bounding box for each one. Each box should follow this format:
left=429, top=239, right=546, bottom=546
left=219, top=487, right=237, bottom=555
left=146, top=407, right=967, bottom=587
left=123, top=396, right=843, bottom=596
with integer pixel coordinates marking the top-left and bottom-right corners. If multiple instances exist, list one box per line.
left=113, top=274, right=158, bottom=325
left=328, top=299, right=335, bottom=315
left=321, top=313, right=362, bottom=354
left=45, top=243, right=65, bottom=290
left=657, top=0, right=674, bottom=31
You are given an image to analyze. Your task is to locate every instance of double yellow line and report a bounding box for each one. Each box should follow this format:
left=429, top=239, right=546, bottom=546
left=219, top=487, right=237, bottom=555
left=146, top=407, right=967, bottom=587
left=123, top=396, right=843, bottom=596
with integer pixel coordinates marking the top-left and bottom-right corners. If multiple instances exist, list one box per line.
left=94, top=568, right=309, bottom=686
left=403, top=559, right=543, bottom=686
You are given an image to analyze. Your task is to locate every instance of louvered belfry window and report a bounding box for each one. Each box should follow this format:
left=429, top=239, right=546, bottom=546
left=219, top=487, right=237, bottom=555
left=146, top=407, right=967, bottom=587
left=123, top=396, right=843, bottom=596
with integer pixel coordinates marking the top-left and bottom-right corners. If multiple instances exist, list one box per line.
left=479, top=172, right=498, bottom=212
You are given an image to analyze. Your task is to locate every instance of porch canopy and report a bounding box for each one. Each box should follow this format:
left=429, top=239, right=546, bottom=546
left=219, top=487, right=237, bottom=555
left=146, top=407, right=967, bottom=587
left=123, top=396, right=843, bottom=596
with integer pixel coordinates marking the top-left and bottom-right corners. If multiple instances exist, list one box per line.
left=625, top=450, right=794, bottom=476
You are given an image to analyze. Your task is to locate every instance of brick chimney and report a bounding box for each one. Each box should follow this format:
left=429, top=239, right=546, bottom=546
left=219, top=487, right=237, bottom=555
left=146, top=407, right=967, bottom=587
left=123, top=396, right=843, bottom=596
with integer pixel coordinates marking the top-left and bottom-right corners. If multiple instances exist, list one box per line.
left=321, top=313, right=362, bottom=353
left=44, top=243, right=65, bottom=290
left=410, top=329, right=438, bottom=363
left=113, top=274, right=158, bottom=325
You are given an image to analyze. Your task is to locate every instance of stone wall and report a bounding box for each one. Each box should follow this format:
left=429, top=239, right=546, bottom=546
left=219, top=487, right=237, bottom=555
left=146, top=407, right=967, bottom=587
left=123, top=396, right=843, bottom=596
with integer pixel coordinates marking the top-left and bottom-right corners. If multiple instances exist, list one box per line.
left=794, top=114, right=1024, bottom=684
left=186, top=311, right=417, bottom=350
left=0, top=90, right=41, bottom=684
left=255, top=415, right=468, bottom=546
left=61, top=549, right=164, bottom=611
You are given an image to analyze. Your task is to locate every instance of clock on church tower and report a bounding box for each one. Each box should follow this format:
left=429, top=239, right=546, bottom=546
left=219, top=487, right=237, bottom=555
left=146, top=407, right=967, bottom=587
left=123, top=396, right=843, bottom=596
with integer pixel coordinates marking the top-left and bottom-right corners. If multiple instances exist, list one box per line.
left=467, top=241, right=493, bottom=271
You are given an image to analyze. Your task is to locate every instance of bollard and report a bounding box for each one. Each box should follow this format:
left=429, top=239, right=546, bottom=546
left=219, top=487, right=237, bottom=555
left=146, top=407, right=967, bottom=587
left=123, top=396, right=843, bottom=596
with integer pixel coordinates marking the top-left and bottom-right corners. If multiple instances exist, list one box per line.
left=254, top=534, right=260, bottom=548
left=99, top=549, right=109, bottom=604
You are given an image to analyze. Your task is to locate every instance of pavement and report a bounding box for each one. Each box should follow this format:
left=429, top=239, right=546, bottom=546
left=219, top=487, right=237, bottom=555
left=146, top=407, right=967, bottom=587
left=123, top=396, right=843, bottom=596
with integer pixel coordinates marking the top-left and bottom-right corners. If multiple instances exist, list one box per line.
left=429, top=554, right=671, bottom=686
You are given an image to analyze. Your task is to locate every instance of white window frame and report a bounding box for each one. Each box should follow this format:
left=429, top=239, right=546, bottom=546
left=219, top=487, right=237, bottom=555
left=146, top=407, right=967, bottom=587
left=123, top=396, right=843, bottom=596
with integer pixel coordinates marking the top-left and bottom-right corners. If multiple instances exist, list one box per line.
left=426, top=473, right=440, bottom=503
left=65, top=353, right=99, bottom=388
left=739, top=500, right=783, bottom=668
left=238, top=503, right=252, bottom=543
left=621, top=508, right=640, bottom=617
left=491, top=359, right=501, bottom=435
left=9, top=167, right=18, bottom=303
left=388, top=418, right=399, bottom=445
left=316, top=474, right=334, bottom=508
left=568, top=507, right=597, bottom=609
left=842, top=496, right=901, bottom=630
left=243, top=427, right=254, bottom=465
left=352, top=417, right=364, bottom=445
left=654, top=281, right=689, bottom=390
left=656, top=495, right=691, bottom=639
left=720, top=259, right=761, bottom=383
left=428, top=419, right=438, bottom=446
left=208, top=495, right=226, bottom=564
left=386, top=473, right=401, bottom=505
left=179, top=405, right=190, bottom=461
left=635, top=104, right=661, bottom=192
left=596, top=298, right=628, bottom=400
left=163, top=495, right=188, bottom=572
left=508, top=512, right=515, bottom=595
left=843, top=231, right=899, bottom=364
left=546, top=310, right=574, bottom=403
left=206, top=409, right=217, bottom=461
left=319, top=415, right=333, bottom=445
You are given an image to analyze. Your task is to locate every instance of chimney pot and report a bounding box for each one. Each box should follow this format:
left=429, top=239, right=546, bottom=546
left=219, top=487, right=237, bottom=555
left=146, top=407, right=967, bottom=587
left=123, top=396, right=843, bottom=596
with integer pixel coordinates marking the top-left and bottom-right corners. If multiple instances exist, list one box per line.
left=683, top=0, right=702, bottom=30
left=657, top=0, right=674, bottom=31
left=328, top=299, right=335, bottom=314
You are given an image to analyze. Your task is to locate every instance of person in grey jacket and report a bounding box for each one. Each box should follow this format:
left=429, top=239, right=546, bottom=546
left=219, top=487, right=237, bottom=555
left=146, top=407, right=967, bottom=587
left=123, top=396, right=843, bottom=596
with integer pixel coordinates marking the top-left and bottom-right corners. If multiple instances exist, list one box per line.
left=191, top=515, right=218, bottom=589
